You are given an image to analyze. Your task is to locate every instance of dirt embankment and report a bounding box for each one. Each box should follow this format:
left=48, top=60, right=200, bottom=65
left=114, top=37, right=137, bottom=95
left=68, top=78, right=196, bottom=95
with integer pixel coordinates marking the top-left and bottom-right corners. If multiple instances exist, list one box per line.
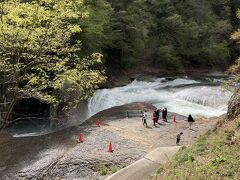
left=154, top=116, right=240, bottom=180
left=0, top=103, right=218, bottom=180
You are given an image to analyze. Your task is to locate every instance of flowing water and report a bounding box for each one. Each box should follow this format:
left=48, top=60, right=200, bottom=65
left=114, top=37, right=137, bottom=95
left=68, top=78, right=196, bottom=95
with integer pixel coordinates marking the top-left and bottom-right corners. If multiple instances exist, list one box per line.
left=88, top=76, right=232, bottom=118
left=7, top=76, right=232, bottom=137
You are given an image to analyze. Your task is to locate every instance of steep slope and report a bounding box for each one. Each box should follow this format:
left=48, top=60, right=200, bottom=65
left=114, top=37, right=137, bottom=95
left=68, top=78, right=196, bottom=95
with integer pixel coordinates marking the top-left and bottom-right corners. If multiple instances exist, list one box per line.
left=153, top=90, right=240, bottom=180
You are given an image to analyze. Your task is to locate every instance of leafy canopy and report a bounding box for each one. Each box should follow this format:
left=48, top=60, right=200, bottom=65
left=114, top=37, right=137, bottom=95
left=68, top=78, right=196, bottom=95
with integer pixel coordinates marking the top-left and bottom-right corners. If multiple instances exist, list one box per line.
left=0, top=0, right=105, bottom=107
left=225, top=10, right=240, bottom=89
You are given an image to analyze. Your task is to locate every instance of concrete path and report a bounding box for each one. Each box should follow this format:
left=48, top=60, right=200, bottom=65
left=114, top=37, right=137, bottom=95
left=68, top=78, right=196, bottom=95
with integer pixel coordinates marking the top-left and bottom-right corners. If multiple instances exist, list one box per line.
left=105, top=146, right=181, bottom=180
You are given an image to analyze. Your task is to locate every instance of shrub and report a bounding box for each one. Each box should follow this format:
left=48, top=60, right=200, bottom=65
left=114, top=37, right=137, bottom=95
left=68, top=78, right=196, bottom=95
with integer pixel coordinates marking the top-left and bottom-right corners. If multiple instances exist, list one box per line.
left=156, top=45, right=182, bottom=71
left=211, top=155, right=226, bottom=166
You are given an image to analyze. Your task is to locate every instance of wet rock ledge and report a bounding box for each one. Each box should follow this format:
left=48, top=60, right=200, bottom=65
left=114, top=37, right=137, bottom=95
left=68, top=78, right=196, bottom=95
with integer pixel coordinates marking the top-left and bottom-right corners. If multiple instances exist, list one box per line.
left=0, top=103, right=155, bottom=180
left=0, top=102, right=218, bottom=180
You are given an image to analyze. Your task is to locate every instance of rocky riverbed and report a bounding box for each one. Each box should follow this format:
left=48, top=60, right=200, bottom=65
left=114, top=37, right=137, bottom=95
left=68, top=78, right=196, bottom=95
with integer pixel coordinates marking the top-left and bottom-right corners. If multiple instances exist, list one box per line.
left=0, top=103, right=218, bottom=180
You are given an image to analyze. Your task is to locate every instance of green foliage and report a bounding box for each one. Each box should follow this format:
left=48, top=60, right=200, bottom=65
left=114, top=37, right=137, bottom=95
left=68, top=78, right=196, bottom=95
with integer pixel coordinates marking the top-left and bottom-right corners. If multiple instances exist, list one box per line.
left=211, top=155, right=227, bottom=166
left=0, top=0, right=239, bottom=126
left=77, top=0, right=113, bottom=55
left=199, top=42, right=230, bottom=66
left=31, top=0, right=236, bottom=72
left=0, top=0, right=105, bottom=123
left=99, top=165, right=118, bottom=175
left=194, top=136, right=208, bottom=154
left=145, top=0, right=232, bottom=69
left=111, top=167, right=118, bottom=174
left=154, top=117, right=240, bottom=179
left=174, top=149, right=192, bottom=165
left=93, top=161, right=118, bottom=176
left=156, top=46, right=181, bottom=70
left=106, top=0, right=154, bottom=68
left=224, top=10, right=240, bottom=90
left=100, top=166, right=108, bottom=176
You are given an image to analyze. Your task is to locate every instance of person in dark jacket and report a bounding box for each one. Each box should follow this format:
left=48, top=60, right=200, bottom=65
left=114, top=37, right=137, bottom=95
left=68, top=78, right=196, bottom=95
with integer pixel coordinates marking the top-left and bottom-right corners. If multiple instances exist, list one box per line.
left=156, top=109, right=160, bottom=123
left=152, top=110, right=158, bottom=126
left=187, top=114, right=195, bottom=130
left=164, top=108, right=168, bottom=121
left=176, top=132, right=183, bottom=145
left=162, top=109, right=165, bottom=121
left=162, top=108, right=168, bottom=122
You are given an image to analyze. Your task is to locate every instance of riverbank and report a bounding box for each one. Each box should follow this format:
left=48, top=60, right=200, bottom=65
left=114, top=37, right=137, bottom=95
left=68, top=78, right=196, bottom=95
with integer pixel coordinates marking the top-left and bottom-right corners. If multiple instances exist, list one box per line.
left=105, top=65, right=227, bottom=88
left=151, top=89, right=240, bottom=179
left=0, top=102, right=218, bottom=179
left=152, top=115, right=240, bottom=180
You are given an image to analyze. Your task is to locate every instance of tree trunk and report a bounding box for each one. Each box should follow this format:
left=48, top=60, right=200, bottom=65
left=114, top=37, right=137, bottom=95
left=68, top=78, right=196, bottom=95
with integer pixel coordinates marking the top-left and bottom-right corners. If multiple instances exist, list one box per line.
left=0, top=98, right=16, bottom=130
left=0, top=74, right=19, bottom=131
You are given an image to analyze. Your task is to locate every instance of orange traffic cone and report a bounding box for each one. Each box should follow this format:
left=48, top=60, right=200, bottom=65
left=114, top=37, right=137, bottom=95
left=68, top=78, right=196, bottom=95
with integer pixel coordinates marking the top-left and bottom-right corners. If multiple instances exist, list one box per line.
left=173, top=115, right=176, bottom=123
left=97, top=119, right=101, bottom=127
left=78, top=133, right=83, bottom=143
left=107, top=142, right=113, bottom=152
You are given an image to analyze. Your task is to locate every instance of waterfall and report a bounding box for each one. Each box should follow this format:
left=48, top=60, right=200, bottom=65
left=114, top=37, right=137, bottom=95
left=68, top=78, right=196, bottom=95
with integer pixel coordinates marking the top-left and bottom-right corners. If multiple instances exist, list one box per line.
left=9, top=76, right=232, bottom=137
left=173, top=86, right=232, bottom=108
left=88, top=77, right=232, bottom=117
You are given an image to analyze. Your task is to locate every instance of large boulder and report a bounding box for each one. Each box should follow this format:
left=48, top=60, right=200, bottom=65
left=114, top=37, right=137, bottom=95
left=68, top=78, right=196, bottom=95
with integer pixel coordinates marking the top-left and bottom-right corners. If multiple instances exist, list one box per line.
left=227, top=89, right=240, bottom=119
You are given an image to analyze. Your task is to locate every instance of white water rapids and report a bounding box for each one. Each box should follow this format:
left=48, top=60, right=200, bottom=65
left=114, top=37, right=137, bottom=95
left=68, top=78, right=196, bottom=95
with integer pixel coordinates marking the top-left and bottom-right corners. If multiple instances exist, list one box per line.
left=9, top=76, right=232, bottom=137
left=88, top=77, right=232, bottom=118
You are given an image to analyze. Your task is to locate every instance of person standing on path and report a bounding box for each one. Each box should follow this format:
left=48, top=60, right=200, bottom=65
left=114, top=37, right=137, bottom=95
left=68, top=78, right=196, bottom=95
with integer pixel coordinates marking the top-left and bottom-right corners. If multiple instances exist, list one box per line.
left=142, top=110, right=148, bottom=127
left=156, top=109, right=160, bottom=123
left=152, top=111, right=158, bottom=127
left=162, top=108, right=165, bottom=121
left=162, top=108, right=168, bottom=122
left=187, top=114, right=195, bottom=130
left=176, top=132, right=183, bottom=145
left=164, top=108, right=168, bottom=121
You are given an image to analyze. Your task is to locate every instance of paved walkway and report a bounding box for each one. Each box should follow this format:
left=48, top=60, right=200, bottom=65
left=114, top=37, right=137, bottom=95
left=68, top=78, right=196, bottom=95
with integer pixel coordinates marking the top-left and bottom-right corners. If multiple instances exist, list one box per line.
left=105, top=146, right=181, bottom=180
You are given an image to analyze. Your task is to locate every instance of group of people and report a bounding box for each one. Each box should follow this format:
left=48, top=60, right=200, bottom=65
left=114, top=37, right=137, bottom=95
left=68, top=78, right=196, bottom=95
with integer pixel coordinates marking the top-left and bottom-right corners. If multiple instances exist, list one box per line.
left=141, top=108, right=195, bottom=145
left=142, top=108, right=168, bottom=127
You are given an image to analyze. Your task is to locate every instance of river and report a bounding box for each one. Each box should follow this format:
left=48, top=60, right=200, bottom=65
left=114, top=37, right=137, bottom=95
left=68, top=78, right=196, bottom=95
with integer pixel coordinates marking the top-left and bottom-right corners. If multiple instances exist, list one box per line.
left=88, top=76, right=232, bottom=118
left=7, top=75, right=232, bottom=137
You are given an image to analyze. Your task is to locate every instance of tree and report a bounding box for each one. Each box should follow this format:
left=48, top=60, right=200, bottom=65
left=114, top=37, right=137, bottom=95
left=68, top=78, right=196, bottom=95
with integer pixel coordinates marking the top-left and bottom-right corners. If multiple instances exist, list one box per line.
left=105, top=0, right=154, bottom=69
left=76, top=0, right=113, bottom=56
left=225, top=10, right=240, bottom=90
left=0, top=0, right=105, bottom=129
left=157, top=45, right=180, bottom=70
left=103, top=0, right=234, bottom=71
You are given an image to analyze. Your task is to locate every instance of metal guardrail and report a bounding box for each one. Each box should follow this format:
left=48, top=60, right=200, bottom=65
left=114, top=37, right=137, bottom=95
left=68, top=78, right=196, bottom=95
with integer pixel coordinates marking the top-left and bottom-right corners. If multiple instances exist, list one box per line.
left=126, top=110, right=143, bottom=118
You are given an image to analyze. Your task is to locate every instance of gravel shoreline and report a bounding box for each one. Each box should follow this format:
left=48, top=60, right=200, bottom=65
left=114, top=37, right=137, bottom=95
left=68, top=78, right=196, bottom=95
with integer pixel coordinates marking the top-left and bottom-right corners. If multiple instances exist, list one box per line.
left=0, top=103, right=218, bottom=179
